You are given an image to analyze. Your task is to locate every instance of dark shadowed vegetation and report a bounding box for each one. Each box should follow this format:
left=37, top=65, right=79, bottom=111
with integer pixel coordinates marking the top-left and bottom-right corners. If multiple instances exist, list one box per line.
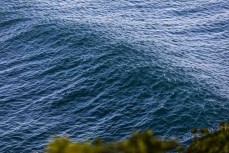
left=46, top=122, right=229, bottom=153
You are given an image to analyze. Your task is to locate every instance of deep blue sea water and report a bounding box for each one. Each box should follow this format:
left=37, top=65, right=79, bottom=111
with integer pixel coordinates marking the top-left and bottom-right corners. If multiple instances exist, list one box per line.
left=0, top=0, right=229, bottom=152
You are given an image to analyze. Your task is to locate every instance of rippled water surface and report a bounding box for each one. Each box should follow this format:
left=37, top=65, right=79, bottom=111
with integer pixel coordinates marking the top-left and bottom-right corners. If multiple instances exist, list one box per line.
left=0, top=0, right=229, bottom=152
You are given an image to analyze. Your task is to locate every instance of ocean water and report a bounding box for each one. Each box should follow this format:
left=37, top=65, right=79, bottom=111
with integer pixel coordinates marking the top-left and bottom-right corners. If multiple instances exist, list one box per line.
left=0, top=0, right=229, bottom=152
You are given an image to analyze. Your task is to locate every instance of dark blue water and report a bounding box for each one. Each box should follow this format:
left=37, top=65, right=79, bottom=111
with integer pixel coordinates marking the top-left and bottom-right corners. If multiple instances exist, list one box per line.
left=0, top=0, right=229, bottom=152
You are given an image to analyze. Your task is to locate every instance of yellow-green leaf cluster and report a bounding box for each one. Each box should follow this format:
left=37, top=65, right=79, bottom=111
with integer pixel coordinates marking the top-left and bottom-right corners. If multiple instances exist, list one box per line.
left=187, top=122, right=229, bottom=153
left=46, top=130, right=178, bottom=153
left=45, top=123, right=229, bottom=153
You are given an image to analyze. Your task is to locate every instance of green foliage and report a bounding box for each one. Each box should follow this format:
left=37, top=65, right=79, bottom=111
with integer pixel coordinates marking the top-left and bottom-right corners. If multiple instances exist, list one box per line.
left=46, top=130, right=179, bottom=153
left=187, top=122, right=229, bottom=153
left=46, top=123, right=229, bottom=153
left=117, top=130, right=179, bottom=153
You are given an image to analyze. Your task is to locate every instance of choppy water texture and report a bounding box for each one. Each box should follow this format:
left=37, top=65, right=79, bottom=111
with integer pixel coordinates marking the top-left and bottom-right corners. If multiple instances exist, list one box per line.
left=0, top=0, right=229, bottom=152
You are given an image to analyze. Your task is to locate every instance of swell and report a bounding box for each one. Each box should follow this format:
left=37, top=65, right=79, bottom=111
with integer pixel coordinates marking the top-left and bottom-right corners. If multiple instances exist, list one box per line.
left=1, top=1, right=229, bottom=152
left=1, top=20, right=226, bottom=135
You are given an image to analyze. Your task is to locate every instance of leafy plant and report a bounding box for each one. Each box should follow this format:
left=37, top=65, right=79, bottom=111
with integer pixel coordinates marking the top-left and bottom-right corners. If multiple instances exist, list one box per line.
left=187, top=122, right=229, bottom=153
left=46, top=123, right=229, bottom=153
left=46, top=130, right=179, bottom=153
